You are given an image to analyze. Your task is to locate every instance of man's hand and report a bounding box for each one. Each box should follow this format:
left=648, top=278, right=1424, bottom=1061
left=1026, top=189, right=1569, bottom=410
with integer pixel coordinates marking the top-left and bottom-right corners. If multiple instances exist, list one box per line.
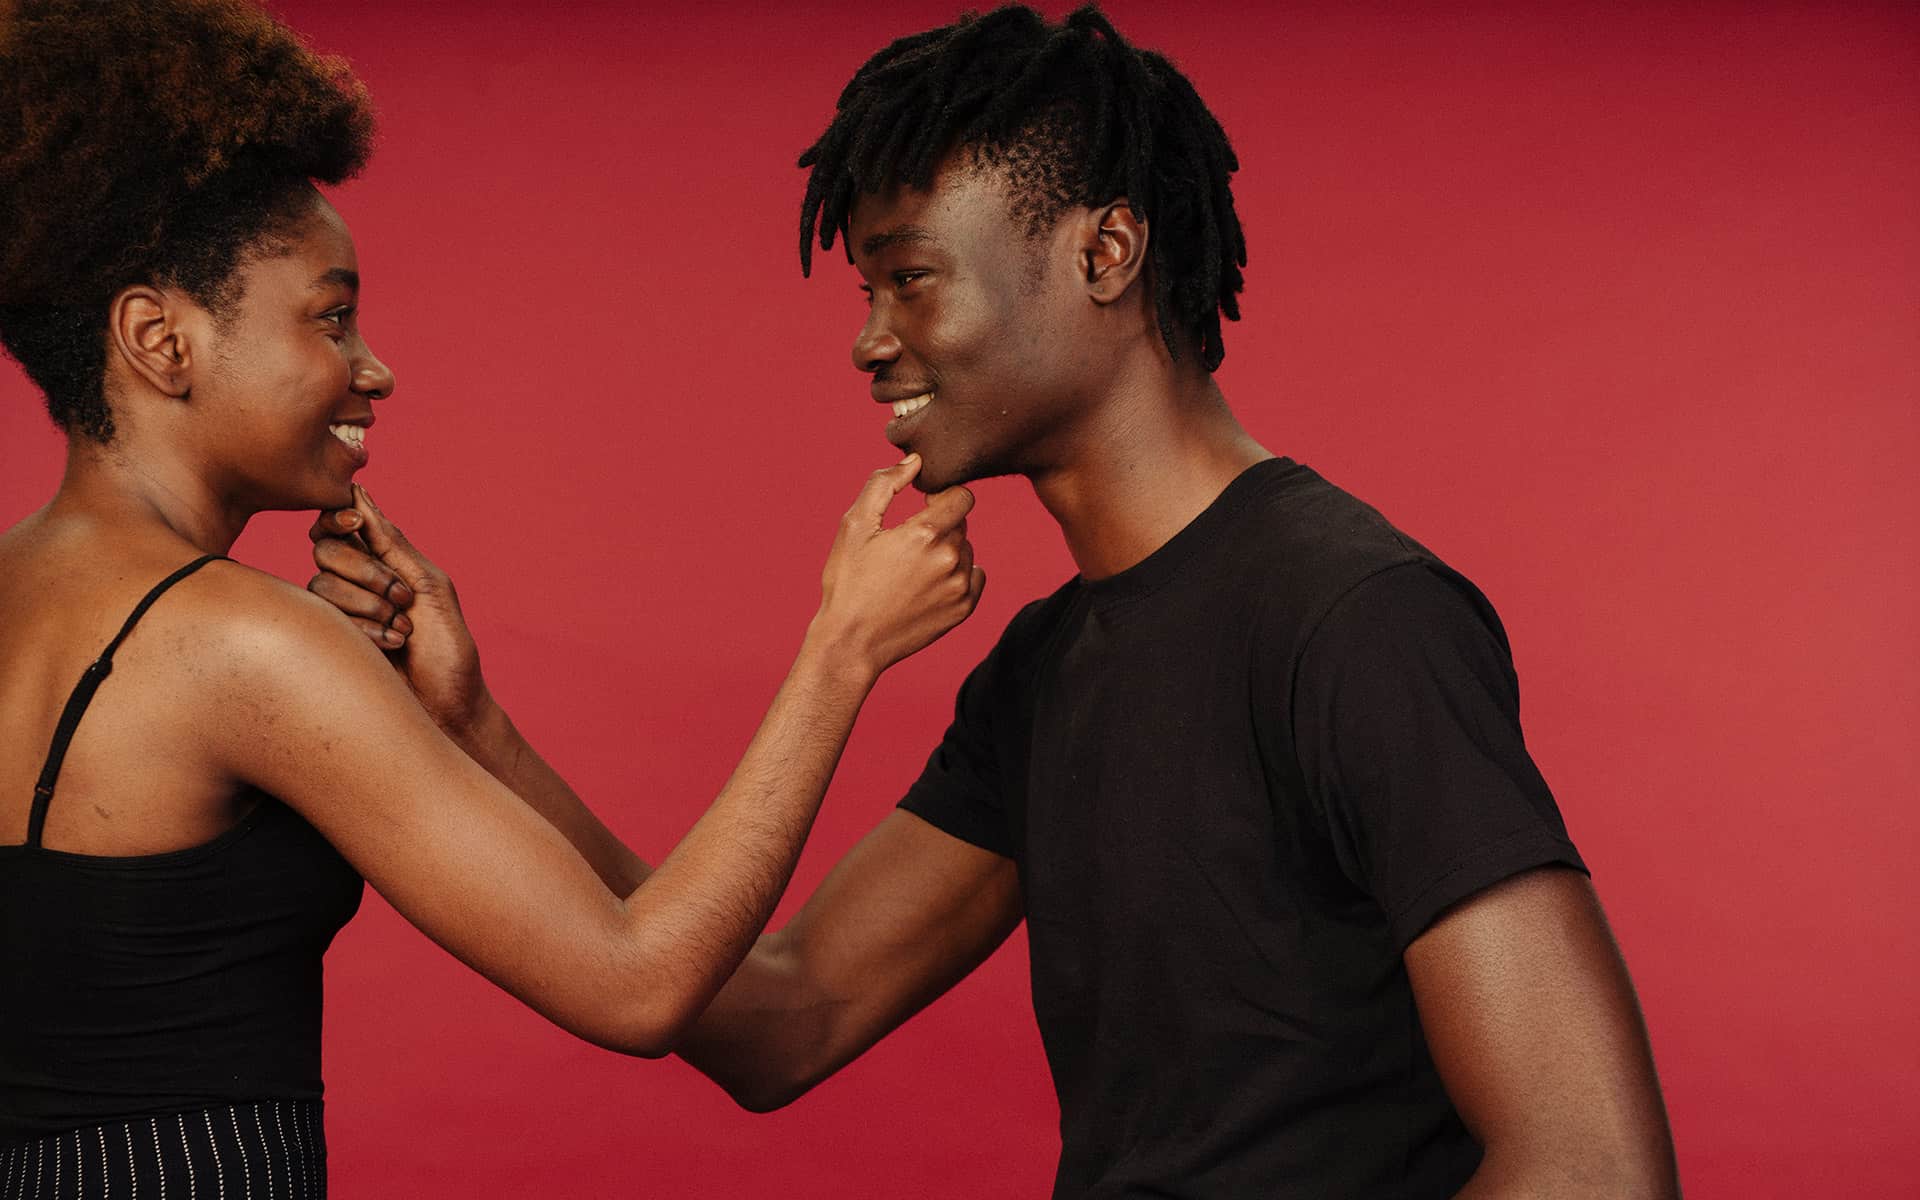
left=308, top=485, right=491, bottom=736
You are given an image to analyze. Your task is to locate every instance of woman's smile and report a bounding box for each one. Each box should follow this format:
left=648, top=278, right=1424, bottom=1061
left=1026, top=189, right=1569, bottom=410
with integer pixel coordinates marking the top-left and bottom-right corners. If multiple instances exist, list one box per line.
left=328, top=421, right=370, bottom=466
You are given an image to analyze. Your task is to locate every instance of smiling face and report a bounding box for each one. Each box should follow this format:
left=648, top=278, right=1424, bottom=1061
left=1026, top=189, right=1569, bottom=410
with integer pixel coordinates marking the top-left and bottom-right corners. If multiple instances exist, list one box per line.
left=185, top=192, right=394, bottom=512
left=847, top=158, right=1107, bottom=492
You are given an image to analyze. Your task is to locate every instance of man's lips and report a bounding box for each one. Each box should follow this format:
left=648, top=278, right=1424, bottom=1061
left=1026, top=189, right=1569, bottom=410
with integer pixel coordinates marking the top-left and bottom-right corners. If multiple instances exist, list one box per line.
left=884, top=391, right=934, bottom=418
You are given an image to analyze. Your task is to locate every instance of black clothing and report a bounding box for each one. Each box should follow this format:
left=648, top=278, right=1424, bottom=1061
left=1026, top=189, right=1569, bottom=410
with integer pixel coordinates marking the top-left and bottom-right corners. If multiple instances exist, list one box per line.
left=1, top=555, right=363, bottom=1161
left=902, top=458, right=1585, bottom=1199
left=1, top=1100, right=330, bottom=1199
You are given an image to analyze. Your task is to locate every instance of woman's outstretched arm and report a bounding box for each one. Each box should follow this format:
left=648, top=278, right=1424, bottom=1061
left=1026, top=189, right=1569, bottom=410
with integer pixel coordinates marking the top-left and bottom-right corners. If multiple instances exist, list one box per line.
left=307, top=485, right=652, bottom=896
left=203, top=458, right=980, bottom=1056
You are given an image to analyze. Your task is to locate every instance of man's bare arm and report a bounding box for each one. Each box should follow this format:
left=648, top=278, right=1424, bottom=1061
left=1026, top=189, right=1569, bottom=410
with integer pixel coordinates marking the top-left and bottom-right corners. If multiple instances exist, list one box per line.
left=306, top=476, right=1011, bottom=1083
left=674, top=809, right=1022, bottom=1110
left=1405, top=867, right=1679, bottom=1198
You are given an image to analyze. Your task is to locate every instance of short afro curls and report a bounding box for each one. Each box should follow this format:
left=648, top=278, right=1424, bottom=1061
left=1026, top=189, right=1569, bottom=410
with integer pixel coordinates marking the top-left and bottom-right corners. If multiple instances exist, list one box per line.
left=0, top=0, right=375, bottom=440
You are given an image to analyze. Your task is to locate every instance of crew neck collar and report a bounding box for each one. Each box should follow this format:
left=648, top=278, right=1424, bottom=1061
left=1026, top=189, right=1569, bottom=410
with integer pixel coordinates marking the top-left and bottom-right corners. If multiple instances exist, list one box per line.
left=1077, top=456, right=1298, bottom=607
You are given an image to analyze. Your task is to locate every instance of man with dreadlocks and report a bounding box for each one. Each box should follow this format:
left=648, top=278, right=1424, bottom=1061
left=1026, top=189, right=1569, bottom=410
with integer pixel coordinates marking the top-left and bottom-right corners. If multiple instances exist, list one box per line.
left=691, top=6, right=1675, bottom=1194
left=311, top=5, right=1676, bottom=1195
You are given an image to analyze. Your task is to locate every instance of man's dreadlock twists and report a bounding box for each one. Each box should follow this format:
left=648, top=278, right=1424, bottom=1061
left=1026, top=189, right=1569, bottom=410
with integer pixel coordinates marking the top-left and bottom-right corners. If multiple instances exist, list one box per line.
left=797, top=4, right=1247, bottom=371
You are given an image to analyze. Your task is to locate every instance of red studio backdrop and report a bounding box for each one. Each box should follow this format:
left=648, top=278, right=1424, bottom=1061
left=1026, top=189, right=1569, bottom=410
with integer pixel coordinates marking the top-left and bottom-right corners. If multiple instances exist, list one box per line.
left=3, top=1, right=1915, bottom=1195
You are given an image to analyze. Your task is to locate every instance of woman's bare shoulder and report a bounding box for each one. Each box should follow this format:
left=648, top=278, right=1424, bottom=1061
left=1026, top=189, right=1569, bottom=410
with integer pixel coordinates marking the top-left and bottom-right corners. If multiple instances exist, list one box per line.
left=165, top=557, right=385, bottom=679
left=159, top=558, right=443, bottom=791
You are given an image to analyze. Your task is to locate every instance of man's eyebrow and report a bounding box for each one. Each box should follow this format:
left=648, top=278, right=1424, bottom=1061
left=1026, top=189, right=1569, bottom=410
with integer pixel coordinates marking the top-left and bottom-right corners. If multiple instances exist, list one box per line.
left=311, top=267, right=359, bottom=293
left=859, top=226, right=937, bottom=257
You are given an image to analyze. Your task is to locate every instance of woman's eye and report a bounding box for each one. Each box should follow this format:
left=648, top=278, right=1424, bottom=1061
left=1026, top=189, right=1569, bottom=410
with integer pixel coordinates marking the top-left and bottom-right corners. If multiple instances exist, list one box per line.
left=321, top=307, right=354, bottom=329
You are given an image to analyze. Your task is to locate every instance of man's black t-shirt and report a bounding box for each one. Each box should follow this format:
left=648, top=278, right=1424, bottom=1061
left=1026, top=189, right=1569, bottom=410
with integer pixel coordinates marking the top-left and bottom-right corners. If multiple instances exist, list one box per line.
left=901, top=457, right=1585, bottom=1198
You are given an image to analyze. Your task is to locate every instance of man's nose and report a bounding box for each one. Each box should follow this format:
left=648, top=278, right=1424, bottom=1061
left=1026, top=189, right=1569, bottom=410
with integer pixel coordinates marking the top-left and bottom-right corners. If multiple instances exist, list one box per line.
left=851, top=312, right=901, bottom=374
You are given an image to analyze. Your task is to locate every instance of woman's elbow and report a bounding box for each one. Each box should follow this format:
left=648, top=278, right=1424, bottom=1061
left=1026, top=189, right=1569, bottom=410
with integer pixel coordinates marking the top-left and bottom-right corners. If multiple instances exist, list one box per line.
left=562, top=1011, right=677, bottom=1059
left=551, top=983, right=700, bottom=1060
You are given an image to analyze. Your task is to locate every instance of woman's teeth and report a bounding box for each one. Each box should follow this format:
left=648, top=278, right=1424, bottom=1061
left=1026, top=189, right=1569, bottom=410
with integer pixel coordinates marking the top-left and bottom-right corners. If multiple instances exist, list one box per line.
left=892, top=393, right=934, bottom=418
left=329, top=424, right=366, bottom=450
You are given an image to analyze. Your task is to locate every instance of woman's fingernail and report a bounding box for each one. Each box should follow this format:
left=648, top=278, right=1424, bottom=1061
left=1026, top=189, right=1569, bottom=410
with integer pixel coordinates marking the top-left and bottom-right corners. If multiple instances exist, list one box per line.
left=339, top=512, right=361, bottom=529
left=382, top=628, right=404, bottom=646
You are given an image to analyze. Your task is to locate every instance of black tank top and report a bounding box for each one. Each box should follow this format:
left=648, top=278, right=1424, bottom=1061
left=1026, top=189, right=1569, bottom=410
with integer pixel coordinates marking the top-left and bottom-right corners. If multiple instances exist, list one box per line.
left=0, top=555, right=364, bottom=1146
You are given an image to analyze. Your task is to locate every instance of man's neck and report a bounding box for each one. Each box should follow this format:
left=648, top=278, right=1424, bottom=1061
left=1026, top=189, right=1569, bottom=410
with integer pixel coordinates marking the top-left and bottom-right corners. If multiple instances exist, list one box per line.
left=1029, top=377, right=1272, bottom=582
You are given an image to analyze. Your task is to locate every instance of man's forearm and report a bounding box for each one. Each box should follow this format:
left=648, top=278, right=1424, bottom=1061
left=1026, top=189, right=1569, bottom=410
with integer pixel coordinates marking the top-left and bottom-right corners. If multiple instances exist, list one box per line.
left=671, top=927, right=838, bottom=1111
left=451, top=694, right=653, bottom=896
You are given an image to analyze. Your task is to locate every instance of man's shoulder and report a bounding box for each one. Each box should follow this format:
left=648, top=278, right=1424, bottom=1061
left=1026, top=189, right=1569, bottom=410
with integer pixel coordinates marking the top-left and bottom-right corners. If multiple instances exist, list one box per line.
left=1233, top=458, right=1440, bottom=579
left=1214, top=459, right=1504, bottom=660
left=1177, top=459, right=1433, bottom=622
left=1228, top=458, right=1512, bottom=664
left=976, top=577, right=1081, bottom=678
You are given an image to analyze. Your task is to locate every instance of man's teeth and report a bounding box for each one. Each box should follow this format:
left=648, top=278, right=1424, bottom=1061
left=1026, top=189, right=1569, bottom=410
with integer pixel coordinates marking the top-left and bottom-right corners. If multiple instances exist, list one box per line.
left=329, top=424, right=366, bottom=450
left=891, top=393, right=934, bottom=418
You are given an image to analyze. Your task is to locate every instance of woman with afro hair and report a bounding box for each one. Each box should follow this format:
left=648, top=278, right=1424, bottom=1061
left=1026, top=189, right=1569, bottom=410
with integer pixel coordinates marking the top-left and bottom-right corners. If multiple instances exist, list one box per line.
left=0, top=2, right=983, bottom=1194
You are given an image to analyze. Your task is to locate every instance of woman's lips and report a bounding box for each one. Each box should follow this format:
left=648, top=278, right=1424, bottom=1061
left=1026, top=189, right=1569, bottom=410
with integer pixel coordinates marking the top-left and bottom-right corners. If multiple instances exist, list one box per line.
left=328, top=423, right=369, bottom=466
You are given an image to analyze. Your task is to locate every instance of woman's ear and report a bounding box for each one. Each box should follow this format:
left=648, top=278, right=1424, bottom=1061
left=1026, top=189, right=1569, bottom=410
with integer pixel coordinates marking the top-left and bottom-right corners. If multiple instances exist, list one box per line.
left=1081, top=199, right=1149, bottom=305
left=108, top=285, right=197, bottom=399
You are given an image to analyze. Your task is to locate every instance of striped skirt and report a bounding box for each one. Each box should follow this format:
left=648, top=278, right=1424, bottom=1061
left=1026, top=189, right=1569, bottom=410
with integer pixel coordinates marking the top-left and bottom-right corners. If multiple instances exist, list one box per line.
left=0, top=1101, right=326, bottom=1199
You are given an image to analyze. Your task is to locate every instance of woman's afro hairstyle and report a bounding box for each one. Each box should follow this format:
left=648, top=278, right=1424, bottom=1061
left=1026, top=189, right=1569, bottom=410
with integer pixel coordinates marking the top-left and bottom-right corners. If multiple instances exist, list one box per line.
left=0, top=0, right=374, bottom=440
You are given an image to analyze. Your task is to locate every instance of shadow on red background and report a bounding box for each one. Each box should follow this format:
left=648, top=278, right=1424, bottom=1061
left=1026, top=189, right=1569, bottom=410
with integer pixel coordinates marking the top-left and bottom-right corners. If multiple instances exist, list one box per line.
left=3, top=1, right=1915, bottom=1195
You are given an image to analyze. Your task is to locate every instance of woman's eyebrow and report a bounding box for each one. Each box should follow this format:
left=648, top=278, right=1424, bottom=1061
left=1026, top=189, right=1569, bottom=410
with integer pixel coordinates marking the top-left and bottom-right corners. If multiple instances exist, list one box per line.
left=310, top=267, right=360, bottom=293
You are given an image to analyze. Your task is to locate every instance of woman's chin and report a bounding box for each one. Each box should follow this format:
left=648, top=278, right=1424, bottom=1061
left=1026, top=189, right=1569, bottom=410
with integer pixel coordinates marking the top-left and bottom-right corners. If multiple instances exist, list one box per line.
left=256, top=478, right=356, bottom=514
left=318, top=477, right=358, bottom=511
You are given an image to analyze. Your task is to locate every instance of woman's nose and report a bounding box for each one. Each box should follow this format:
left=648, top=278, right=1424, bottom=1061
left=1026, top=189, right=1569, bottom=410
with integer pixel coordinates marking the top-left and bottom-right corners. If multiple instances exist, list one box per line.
left=353, top=346, right=396, bottom=400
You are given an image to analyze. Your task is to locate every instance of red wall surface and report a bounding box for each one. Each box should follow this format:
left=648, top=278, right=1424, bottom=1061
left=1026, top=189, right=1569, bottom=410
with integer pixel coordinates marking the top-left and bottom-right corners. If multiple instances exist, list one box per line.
left=3, top=2, right=1915, bottom=1194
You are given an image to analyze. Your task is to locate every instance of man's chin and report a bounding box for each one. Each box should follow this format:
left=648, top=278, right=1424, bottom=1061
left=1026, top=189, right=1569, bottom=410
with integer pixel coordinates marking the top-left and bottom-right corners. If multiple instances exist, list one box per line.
left=906, top=451, right=958, bottom=493
left=911, top=453, right=1008, bottom=495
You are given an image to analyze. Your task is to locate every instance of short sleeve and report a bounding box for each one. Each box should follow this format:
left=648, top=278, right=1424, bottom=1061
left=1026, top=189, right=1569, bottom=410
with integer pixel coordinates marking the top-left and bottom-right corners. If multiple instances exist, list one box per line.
left=1290, top=563, right=1585, bottom=951
left=899, top=639, right=1018, bottom=859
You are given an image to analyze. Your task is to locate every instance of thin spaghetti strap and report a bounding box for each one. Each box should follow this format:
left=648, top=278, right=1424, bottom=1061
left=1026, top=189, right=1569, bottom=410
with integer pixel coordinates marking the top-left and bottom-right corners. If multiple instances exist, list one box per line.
left=25, top=554, right=227, bottom=848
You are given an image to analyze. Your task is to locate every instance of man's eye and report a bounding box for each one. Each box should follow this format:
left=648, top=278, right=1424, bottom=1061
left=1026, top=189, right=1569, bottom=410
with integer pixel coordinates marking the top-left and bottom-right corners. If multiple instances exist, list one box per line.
left=894, top=271, right=927, bottom=290
left=859, top=285, right=874, bottom=307
left=321, top=307, right=354, bottom=328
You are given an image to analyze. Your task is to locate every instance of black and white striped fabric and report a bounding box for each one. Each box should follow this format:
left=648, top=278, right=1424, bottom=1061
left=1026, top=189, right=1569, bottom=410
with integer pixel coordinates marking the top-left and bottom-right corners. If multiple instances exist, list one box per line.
left=0, top=1101, right=327, bottom=1199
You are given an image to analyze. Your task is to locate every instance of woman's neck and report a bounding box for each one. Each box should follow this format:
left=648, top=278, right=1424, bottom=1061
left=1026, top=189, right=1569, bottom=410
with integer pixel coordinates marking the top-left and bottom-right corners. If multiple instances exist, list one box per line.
left=54, top=436, right=251, bottom=556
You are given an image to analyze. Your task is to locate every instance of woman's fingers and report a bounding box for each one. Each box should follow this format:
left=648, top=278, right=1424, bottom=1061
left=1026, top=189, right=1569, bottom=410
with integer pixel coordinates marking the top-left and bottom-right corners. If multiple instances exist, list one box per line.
left=308, top=562, right=413, bottom=645
left=309, top=497, right=418, bottom=651
left=308, top=506, right=364, bottom=544
left=311, top=532, right=414, bottom=607
left=815, top=471, right=986, bottom=674
left=842, top=455, right=923, bottom=533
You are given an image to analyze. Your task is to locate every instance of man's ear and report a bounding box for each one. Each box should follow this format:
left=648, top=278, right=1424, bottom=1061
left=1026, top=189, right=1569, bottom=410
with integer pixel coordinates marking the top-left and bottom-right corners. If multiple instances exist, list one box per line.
left=1081, top=199, right=1149, bottom=305
left=108, top=285, right=197, bottom=399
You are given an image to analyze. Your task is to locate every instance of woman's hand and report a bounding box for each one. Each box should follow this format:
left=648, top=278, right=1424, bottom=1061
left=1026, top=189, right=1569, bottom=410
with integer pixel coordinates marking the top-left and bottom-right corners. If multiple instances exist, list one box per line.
left=809, top=455, right=986, bottom=680
left=309, top=457, right=983, bottom=728
left=307, top=485, right=492, bottom=737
